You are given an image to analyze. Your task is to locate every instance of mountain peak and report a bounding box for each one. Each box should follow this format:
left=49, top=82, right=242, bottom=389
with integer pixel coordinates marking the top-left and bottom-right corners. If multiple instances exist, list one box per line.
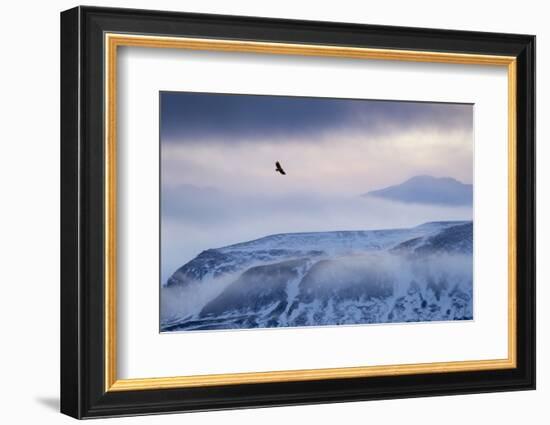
left=364, top=175, right=472, bottom=206
left=405, top=175, right=459, bottom=183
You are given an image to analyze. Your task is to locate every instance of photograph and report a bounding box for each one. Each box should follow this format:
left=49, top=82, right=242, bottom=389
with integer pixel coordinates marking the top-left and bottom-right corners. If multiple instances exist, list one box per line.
left=159, top=92, right=474, bottom=332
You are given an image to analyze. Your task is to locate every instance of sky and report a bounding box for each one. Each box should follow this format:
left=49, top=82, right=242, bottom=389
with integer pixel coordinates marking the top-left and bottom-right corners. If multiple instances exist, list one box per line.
left=160, top=91, right=473, bottom=283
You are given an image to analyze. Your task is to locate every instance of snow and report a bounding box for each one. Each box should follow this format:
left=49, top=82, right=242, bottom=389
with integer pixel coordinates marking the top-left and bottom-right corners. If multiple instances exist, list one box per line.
left=161, top=221, right=473, bottom=332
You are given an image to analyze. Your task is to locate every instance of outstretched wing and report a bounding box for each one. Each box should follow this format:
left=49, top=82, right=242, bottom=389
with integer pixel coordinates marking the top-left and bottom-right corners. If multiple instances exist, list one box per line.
left=275, top=161, right=286, bottom=175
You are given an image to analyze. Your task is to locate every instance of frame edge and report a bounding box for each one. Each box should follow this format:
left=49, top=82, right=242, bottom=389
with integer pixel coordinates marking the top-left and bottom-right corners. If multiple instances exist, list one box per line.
left=60, top=6, right=83, bottom=420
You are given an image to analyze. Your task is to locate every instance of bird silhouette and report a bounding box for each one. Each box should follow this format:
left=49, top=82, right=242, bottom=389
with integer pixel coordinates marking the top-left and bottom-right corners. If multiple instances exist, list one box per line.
left=275, top=161, right=286, bottom=175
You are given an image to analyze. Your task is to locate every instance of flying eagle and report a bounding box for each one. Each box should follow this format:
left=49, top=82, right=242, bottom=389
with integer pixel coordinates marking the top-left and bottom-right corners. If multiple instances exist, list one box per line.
left=275, top=161, right=286, bottom=175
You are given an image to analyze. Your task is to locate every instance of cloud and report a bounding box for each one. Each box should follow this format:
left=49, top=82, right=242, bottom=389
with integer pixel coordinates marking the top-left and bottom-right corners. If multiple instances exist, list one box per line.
left=160, top=91, right=473, bottom=144
left=161, top=126, right=473, bottom=197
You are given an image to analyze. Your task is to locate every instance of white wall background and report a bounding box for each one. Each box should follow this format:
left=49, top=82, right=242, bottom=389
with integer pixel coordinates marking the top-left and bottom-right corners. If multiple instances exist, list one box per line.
left=0, top=0, right=544, bottom=423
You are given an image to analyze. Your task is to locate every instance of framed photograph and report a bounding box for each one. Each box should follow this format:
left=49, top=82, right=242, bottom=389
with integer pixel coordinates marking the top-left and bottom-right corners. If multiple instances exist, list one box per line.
left=60, top=6, right=535, bottom=419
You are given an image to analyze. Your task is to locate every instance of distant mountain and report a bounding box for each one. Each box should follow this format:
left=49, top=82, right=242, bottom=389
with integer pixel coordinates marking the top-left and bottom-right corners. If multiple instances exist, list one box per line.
left=161, top=221, right=473, bottom=331
left=364, top=175, right=472, bottom=206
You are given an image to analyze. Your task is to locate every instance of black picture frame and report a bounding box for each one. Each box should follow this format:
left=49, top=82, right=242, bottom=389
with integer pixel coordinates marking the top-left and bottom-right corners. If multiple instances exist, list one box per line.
left=61, top=5, right=535, bottom=419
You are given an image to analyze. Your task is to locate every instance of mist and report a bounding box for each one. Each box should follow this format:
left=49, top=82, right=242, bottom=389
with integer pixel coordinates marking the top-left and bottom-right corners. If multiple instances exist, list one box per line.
left=161, top=188, right=472, bottom=283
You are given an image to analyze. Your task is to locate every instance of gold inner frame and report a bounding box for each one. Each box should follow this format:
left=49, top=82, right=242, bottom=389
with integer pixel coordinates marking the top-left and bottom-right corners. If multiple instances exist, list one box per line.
left=104, top=33, right=517, bottom=392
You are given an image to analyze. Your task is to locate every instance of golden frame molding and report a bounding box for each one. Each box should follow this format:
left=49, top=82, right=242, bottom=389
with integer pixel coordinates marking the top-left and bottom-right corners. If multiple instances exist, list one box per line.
left=103, top=33, right=517, bottom=392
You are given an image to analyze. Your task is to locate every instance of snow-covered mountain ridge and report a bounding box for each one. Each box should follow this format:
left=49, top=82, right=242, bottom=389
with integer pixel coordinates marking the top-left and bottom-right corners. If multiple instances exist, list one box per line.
left=161, top=221, right=473, bottom=331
